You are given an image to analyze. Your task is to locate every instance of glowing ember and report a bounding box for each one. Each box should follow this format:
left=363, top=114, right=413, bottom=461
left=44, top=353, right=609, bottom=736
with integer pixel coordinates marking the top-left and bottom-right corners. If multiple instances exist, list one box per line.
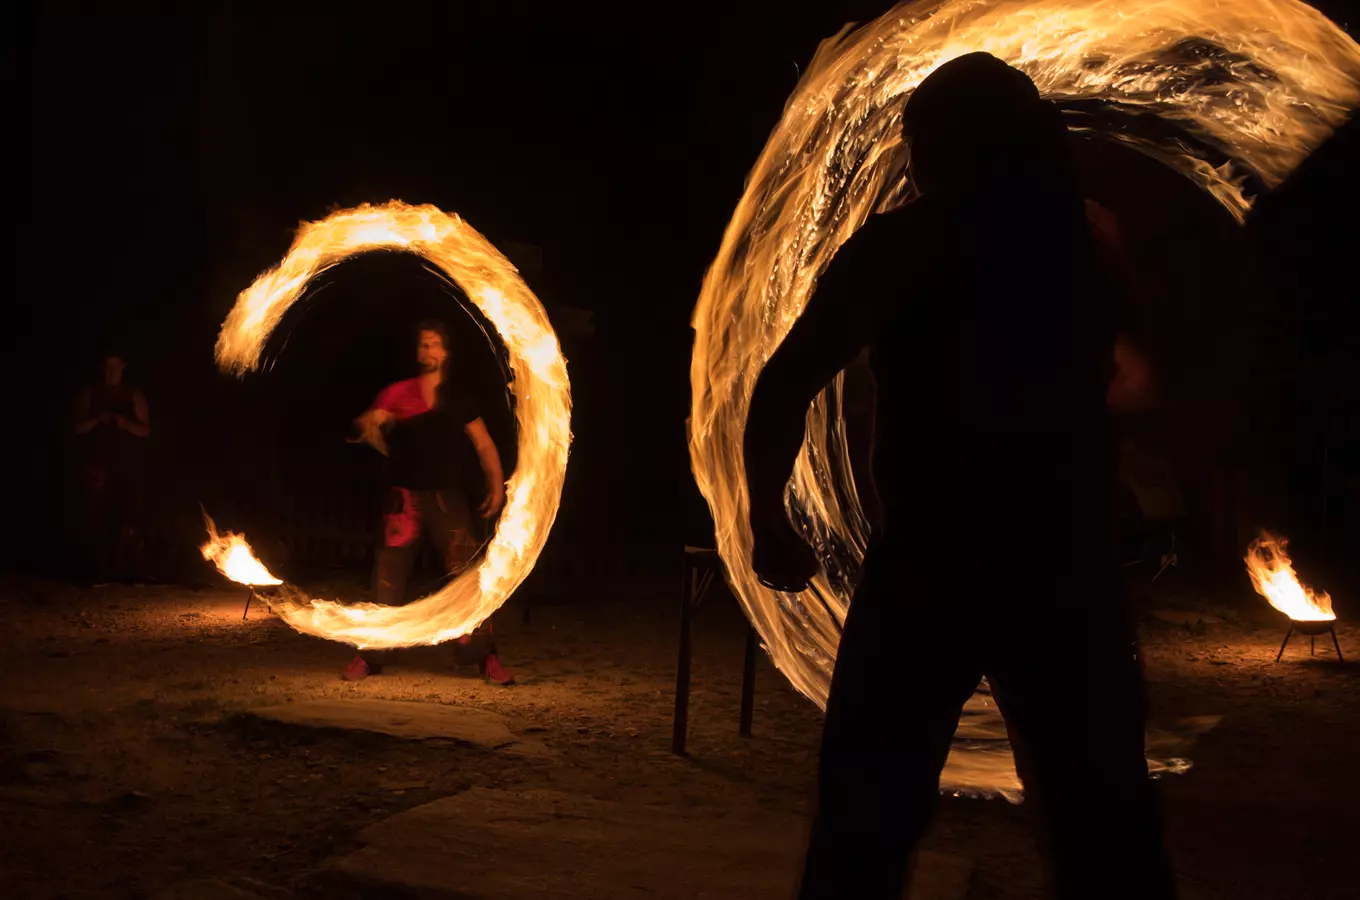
left=688, top=0, right=1358, bottom=796
left=216, top=201, right=571, bottom=649
left=200, top=511, right=282, bottom=587
left=1245, top=532, right=1334, bottom=622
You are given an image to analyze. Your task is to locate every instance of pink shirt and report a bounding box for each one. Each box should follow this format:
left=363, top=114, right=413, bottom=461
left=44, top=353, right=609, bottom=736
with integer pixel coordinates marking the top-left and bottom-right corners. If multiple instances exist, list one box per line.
left=372, top=378, right=432, bottom=422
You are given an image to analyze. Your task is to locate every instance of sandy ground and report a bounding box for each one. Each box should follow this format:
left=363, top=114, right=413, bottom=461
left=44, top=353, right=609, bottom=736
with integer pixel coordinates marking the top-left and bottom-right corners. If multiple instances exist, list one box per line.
left=0, top=570, right=1357, bottom=900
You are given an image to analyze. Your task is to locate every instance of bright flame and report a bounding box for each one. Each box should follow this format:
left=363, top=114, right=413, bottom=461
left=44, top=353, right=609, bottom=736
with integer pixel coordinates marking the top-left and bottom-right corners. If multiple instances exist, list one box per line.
left=200, top=511, right=283, bottom=587
left=1245, top=531, right=1335, bottom=621
left=216, top=201, right=571, bottom=648
left=689, top=0, right=1358, bottom=793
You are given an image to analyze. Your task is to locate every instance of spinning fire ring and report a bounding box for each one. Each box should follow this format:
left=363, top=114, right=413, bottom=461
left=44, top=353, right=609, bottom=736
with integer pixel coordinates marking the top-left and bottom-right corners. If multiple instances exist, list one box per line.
left=689, top=0, right=1360, bottom=709
left=217, top=201, right=571, bottom=648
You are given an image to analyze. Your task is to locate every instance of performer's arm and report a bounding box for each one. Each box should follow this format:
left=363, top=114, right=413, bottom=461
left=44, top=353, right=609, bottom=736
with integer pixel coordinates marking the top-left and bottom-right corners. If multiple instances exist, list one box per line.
left=117, top=390, right=151, bottom=438
left=1086, top=199, right=1158, bottom=414
left=73, top=388, right=100, bottom=435
left=744, top=222, right=886, bottom=588
left=465, top=417, right=506, bottom=518
left=1108, top=336, right=1158, bottom=414
left=350, top=406, right=394, bottom=456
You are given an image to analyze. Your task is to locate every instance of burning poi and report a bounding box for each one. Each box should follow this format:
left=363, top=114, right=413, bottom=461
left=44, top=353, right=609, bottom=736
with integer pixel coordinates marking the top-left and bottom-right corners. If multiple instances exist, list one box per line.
left=689, top=0, right=1360, bottom=797
left=213, top=201, right=571, bottom=649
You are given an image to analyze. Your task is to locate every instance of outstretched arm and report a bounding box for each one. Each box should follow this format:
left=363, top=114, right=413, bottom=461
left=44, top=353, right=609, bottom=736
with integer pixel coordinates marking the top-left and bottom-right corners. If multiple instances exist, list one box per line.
left=743, top=223, right=888, bottom=589
left=350, top=408, right=393, bottom=456
left=744, top=292, right=875, bottom=531
left=464, top=417, right=505, bottom=518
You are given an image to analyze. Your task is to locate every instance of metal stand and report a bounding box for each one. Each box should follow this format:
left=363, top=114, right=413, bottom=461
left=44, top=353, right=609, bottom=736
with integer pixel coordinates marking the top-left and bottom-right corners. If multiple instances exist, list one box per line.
left=1151, top=532, right=1178, bottom=583
left=673, top=546, right=758, bottom=756
left=242, top=585, right=257, bottom=621
left=1276, top=621, right=1345, bottom=663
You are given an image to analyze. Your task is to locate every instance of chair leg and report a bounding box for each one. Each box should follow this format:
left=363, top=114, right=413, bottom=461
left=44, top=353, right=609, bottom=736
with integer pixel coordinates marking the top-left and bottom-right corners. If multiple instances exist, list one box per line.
left=672, top=559, right=694, bottom=756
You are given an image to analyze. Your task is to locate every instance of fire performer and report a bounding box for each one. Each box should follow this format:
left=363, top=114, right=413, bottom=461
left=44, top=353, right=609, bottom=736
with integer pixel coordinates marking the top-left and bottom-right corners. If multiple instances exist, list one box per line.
left=344, top=320, right=513, bottom=685
left=73, top=352, right=150, bottom=584
left=744, top=54, right=1175, bottom=899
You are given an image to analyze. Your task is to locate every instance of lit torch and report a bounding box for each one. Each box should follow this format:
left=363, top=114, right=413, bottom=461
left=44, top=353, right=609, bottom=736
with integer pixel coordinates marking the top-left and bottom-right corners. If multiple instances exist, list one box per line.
left=200, top=509, right=283, bottom=620
left=1245, top=531, right=1343, bottom=662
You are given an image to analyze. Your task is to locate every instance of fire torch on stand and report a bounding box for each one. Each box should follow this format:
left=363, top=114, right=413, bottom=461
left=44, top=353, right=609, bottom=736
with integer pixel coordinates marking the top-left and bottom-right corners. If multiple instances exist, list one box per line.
left=1245, top=532, right=1343, bottom=663
left=199, top=510, right=284, bottom=620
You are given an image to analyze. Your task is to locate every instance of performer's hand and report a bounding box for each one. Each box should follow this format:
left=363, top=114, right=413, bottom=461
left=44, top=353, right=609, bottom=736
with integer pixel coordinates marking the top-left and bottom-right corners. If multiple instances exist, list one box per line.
left=114, top=414, right=130, bottom=431
left=478, top=481, right=506, bottom=519
left=752, top=512, right=819, bottom=593
left=99, top=412, right=114, bottom=425
left=347, top=421, right=388, bottom=456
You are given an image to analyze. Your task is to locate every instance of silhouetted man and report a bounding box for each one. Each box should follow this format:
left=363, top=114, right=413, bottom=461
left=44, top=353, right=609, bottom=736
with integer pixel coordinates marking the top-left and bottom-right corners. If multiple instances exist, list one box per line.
left=73, top=353, right=150, bottom=583
left=345, top=320, right=512, bottom=685
left=744, top=53, right=1175, bottom=899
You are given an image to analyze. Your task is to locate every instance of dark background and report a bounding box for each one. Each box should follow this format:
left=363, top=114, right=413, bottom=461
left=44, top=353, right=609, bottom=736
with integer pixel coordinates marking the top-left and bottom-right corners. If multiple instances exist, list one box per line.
left=8, top=1, right=1360, bottom=598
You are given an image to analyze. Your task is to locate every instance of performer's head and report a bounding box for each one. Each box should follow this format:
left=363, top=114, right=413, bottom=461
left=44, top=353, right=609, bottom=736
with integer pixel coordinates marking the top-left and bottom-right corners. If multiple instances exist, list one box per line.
left=415, top=320, right=451, bottom=375
left=902, top=52, right=1071, bottom=195
left=103, top=353, right=126, bottom=387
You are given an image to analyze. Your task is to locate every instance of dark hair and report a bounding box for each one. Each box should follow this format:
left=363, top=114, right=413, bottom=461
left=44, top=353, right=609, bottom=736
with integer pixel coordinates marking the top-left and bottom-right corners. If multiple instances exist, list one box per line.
left=903, top=52, right=1072, bottom=192
left=415, top=320, right=451, bottom=351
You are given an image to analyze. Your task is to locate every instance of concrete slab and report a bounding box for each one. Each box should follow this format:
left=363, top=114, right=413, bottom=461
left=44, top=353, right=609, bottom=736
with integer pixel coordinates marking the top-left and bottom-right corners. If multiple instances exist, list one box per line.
left=326, top=787, right=971, bottom=900
left=249, top=699, right=547, bottom=757
left=149, top=880, right=269, bottom=900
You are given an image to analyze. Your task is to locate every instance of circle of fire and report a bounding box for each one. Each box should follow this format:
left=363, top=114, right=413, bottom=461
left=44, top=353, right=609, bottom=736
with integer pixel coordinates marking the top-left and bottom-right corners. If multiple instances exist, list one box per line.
left=217, top=201, right=571, bottom=648
left=690, top=2, right=1358, bottom=721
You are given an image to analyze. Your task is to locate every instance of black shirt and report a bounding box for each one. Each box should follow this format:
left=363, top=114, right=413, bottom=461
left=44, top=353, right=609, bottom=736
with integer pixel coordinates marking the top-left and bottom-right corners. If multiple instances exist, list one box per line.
left=379, top=379, right=479, bottom=491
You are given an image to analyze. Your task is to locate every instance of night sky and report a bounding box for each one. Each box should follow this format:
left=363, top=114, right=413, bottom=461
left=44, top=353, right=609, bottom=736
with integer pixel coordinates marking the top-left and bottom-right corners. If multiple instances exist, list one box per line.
left=9, top=1, right=1360, bottom=586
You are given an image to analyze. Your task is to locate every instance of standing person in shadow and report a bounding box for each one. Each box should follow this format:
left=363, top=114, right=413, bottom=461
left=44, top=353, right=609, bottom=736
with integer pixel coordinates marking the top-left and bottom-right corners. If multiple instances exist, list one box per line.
left=744, top=53, right=1176, bottom=899
left=73, top=352, right=151, bottom=584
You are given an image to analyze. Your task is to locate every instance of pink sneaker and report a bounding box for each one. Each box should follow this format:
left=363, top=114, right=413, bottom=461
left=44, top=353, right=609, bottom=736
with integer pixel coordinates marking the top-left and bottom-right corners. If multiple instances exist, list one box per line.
left=481, top=653, right=515, bottom=686
left=341, top=654, right=370, bottom=682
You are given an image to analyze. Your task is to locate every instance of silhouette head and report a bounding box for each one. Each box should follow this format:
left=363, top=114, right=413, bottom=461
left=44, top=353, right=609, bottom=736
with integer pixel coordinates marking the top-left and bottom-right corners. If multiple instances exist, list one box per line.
left=903, top=52, right=1069, bottom=194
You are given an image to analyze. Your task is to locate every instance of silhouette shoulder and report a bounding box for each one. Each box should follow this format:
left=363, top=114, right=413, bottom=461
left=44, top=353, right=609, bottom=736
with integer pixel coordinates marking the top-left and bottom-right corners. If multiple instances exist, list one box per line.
left=841, top=202, right=938, bottom=265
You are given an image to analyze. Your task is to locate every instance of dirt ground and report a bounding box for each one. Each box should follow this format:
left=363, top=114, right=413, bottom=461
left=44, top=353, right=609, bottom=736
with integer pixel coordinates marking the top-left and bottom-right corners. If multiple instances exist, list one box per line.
left=0, top=570, right=1356, bottom=900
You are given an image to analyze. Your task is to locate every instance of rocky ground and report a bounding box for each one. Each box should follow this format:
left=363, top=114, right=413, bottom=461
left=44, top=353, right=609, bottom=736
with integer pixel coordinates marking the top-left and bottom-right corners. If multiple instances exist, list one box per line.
left=0, top=569, right=1356, bottom=899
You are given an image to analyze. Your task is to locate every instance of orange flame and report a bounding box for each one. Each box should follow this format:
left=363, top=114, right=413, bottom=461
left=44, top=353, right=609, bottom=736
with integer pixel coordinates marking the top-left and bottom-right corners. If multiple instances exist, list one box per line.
left=215, top=201, right=571, bottom=649
left=1245, top=532, right=1334, bottom=622
left=200, top=511, right=282, bottom=587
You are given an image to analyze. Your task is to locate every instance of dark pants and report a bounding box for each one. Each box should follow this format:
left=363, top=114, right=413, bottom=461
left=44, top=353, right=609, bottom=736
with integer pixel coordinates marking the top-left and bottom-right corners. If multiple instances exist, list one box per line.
left=373, top=486, right=480, bottom=605
left=798, top=494, right=1176, bottom=899
left=369, top=487, right=494, bottom=665
left=80, top=460, right=145, bottom=583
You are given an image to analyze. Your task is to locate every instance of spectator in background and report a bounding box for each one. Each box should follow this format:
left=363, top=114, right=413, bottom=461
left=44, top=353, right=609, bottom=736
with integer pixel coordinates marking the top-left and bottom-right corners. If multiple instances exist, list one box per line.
left=73, top=352, right=150, bottom=584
